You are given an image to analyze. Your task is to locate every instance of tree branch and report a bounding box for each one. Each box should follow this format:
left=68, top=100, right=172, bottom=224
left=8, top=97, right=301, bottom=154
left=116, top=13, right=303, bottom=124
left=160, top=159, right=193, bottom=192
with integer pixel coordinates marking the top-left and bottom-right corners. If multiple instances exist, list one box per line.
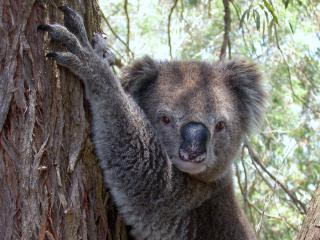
left=208, top=0, right=212, bottom=17
left=168, top=0, right=179, bottom=59
left=296, top=187, right=320, bottom=240
left=220, top=0, right=231, bottom=60
left=124, top=0, right=131, bottom=57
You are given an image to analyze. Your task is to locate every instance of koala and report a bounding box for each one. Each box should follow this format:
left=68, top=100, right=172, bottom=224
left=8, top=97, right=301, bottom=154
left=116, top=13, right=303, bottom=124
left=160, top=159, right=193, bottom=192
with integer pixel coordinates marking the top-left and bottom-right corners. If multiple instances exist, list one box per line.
left=38, top=6, right=266, bottom=240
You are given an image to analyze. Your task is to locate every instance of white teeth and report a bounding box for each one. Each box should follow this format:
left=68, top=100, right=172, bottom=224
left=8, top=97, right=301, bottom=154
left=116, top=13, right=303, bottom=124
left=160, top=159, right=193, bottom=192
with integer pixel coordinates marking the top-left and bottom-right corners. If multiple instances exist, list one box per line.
left=179, top=149, right=206, bottom=163
left=191, top=153, right=206, bottom=163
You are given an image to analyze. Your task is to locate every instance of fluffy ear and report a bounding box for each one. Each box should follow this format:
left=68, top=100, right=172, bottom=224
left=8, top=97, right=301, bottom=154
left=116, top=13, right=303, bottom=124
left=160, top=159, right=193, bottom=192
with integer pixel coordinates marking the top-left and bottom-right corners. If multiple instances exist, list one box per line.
left=225, top=60, right=267, bottom=132
left=121, top=56, right=159, bottom=99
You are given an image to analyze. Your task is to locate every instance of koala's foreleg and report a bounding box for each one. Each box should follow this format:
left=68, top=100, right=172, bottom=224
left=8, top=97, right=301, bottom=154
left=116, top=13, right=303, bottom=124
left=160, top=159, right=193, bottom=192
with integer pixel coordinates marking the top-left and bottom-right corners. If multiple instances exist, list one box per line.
left=38, top=6, right=201, bottom=219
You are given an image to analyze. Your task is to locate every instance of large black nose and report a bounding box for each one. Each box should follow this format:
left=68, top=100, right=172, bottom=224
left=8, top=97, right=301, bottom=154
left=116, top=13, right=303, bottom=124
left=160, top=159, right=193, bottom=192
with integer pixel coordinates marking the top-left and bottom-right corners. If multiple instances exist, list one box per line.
left=179, top=122, right=210, bottom=162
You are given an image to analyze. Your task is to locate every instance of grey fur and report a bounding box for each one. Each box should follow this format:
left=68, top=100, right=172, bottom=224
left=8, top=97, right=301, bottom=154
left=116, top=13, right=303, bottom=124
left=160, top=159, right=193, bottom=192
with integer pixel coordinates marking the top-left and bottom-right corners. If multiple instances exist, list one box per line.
left=39, top=6, right=266, bottom=240
left=92, top=33, right=116, bottom=65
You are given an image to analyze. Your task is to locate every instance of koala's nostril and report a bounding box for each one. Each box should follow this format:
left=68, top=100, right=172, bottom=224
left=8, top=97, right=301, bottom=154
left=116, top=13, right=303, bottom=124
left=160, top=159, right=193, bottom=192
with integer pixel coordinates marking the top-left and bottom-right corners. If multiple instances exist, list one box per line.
left=181, top=122, right=210, bottom=145
left=91, top=38, right=96, bottom=48
left=179, top=122, right=209, bottom=162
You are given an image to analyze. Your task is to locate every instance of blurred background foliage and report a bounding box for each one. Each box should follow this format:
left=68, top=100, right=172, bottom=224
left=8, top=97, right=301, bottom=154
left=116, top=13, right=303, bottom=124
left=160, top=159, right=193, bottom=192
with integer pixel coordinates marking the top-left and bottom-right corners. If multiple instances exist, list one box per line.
left=98, top=0, right=320, bottom=239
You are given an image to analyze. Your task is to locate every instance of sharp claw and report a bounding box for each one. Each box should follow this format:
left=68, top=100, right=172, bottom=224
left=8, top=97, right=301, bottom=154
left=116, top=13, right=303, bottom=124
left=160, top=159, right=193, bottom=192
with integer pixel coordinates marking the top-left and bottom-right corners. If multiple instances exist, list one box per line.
left=58, top=5, right=76, bottom=17
left=37, top=24, right=51, bottom=32
left=46, top=52, right=57, bottom=59
left=58, top=5, right=72, bottom=13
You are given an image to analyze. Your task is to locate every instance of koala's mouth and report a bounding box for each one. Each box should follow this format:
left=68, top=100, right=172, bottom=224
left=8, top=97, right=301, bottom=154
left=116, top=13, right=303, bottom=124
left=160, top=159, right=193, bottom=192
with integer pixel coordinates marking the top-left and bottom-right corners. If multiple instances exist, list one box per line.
left=179, top=151, right=206, bottom=163
left=171, top=155, right=207, bottom=175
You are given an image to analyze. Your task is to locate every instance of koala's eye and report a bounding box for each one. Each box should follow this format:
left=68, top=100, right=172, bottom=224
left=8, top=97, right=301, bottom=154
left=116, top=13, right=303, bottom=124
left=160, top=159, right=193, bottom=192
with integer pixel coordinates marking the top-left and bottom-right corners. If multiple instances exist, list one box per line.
left=102, top=51, right=107, bottom=58
left=160, top=116, right=171, bottom=125
left=215, top=121, right=225, bottom=132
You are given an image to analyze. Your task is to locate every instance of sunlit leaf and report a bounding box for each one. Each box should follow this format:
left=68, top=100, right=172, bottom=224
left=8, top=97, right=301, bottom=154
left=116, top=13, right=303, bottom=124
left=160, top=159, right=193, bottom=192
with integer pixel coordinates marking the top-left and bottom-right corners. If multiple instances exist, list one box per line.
left=263, top=0, right=279, bottom=24
left=268, top=18, right=275, bottom=40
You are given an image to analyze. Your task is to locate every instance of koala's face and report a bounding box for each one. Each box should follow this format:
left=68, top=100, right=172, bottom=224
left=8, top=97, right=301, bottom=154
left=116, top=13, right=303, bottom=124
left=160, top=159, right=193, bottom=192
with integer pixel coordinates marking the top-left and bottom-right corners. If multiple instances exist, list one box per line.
left=123, top=57, right=265, bottom=182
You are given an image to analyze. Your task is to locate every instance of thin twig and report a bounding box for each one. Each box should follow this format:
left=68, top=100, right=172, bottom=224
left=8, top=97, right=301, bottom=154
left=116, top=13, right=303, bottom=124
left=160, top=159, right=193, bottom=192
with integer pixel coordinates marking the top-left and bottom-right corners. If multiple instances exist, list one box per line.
left=247, top=200, right=282, bottom=221
left=251, top=156, right=275, bottom=190
left=244, top=141, right=307, bottom=214
left=240, top=145, right=253, bottom=217
left=274, top=202, right=300, bottom=232
left=124, top=0, right=131, bottom=56
left=230, top=0, right=253, bottom=57
left=256, top=192, right=273, bottom=234
left=228, top=35, right=232, bottom=59
left=99, top=7, right=134, bottom=59
left=220, top=0, right=231, bottom=61
left=168, top=0, right=179, bottom=59
left=273, top=25, right=306, bottom=106
left=240, top=146, right=249, bottom=201
left=235, top=162, right=246, bottom=206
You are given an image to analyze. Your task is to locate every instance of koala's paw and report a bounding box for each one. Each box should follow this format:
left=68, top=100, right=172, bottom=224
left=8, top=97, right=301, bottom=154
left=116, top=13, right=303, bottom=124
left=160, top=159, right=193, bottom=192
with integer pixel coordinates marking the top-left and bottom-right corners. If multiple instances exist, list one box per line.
left=37, top=6, right=115, bottom=79
left=92, top=33, right=116, bottom=66
left=58, top=5, right=91, bottom=49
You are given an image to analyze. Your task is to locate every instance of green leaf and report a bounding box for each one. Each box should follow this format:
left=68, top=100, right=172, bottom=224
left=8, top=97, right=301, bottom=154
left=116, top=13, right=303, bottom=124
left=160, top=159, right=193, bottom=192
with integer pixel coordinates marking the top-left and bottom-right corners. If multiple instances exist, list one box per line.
left=283, top=0, right=291, bottom=8
left=259, top=3, right=265, bottom=10
left=247, top=9, right=251, bottom=20
left=264, top=9, right=269, bottom=22
left=289, top=21, right=294, bottom=34
left=240, top=9, right=249, bottom=28
left=268, top=18, right=275, bottom=40
left=263, top=0, right=279, bottom=25
left=254, top=10, right=261, bottom=30
left=187, top=0, right=199, bottom=6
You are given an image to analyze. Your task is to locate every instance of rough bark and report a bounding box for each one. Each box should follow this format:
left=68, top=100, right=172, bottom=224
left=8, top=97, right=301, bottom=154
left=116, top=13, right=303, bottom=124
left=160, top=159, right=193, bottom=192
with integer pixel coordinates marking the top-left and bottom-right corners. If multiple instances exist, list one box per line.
left=296, top=187, right=320, bottom=240
left=0, top=0, right=129, bottom=239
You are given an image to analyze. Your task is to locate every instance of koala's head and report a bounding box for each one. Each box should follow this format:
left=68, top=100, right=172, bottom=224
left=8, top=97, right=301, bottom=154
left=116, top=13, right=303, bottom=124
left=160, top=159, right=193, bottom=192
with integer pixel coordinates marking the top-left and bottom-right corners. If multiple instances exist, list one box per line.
left=122, top=56, right=266, bottom=182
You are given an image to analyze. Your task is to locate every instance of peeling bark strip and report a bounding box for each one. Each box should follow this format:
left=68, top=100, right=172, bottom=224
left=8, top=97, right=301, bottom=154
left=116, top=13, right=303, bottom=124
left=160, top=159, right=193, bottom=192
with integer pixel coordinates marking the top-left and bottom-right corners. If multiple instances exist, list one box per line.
left=0, top=0, right=129, bottom=239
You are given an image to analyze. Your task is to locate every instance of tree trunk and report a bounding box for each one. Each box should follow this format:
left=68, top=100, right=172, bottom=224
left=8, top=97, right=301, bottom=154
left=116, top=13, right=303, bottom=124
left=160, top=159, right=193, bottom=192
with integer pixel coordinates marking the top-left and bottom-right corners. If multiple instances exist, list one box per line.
left=0, top=0, right=129, bottom=239
left=297, top=187, right=320, bottom=240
